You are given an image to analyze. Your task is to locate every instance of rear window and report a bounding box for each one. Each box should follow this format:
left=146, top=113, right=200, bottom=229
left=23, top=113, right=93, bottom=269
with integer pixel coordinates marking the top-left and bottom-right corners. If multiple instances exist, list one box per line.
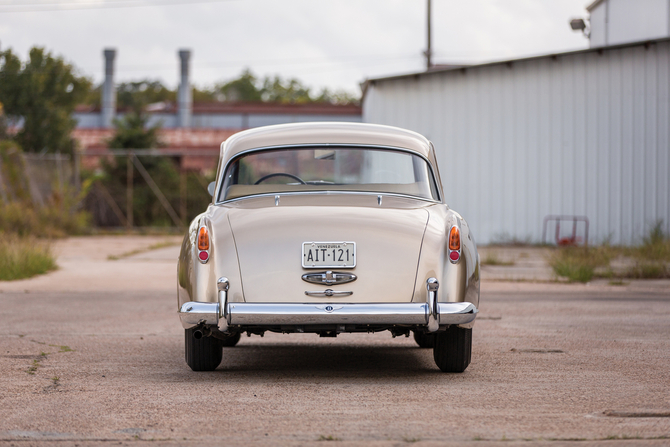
left=218, top=147, right=440, bottom=202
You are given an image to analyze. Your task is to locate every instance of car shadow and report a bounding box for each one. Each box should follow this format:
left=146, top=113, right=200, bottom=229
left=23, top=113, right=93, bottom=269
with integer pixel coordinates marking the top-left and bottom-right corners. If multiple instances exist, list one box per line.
left=180, top=343, right=449, bottom=380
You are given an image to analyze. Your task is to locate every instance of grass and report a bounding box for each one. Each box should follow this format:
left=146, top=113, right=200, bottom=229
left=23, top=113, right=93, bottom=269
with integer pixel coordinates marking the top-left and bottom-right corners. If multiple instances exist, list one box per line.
left=624, top=221, right=670, bottom=279
left=107, top=239, right=179, bottom=260
left=549, top=245, right=614, bottom=283
left=0, top=199, right=90, bottom=239
left=0, top=233, right=57, bottom=281
left=550, top=222, right=670, bottom=282
left=317, top=435, right=340, bottom=441
left=481, top=251, right=515, bottom=266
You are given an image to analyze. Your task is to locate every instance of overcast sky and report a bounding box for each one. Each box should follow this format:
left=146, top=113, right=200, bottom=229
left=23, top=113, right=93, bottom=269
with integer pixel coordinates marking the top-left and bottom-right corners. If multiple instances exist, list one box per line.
left=0, top=0, right=592, bottom=95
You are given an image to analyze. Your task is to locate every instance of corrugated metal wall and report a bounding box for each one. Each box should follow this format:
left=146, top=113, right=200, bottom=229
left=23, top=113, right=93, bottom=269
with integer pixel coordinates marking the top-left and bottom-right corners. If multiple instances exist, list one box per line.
left=363, top=40, right=670, bottom=245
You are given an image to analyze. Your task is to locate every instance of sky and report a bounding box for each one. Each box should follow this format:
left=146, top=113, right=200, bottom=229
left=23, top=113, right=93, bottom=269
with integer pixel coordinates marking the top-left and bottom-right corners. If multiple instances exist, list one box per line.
left=0, top=0, right=592, bottom=95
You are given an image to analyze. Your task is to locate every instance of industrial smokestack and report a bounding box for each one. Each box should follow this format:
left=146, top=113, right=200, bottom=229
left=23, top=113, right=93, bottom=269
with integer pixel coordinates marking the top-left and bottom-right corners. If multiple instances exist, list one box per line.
left=101, top=48, right=116, bottom=128
left=178, top=49, right=192, bottom=128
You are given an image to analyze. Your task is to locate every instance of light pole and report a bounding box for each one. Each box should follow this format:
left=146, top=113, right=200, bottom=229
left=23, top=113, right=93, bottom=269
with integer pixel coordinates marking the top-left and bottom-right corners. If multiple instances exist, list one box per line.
left=424, top=0, right=433, bottom=69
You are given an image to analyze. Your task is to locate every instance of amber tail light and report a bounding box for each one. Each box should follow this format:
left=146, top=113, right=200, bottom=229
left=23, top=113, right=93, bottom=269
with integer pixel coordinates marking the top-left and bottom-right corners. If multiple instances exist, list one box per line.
left=197, top=226, right=210, bottom=263
left=198, top=227, right=210, bottom=251
left=448, top=226, right=461, bottom=262
left=449, top=226, right=460, bottom=251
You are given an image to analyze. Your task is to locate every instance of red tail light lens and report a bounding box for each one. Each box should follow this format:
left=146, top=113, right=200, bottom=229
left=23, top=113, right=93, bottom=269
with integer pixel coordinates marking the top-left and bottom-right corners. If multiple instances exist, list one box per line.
left=197, top=226, right=209, bottom=251
left=449, top=226, right=460, bottom=251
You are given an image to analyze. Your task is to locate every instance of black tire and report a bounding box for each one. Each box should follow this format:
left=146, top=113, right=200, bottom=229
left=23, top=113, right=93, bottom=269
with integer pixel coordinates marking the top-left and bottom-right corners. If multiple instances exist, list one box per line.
left=220, top=332, right=241, bottom=347
left=433, top=326, right=472, bottom=373
left=412, top=330, right=436, bottom=348
left=185, top=328, right=222, bottom=371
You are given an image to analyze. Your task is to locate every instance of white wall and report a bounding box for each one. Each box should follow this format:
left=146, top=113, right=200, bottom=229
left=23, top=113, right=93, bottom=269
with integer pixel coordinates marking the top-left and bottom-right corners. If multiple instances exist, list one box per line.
left=590, top=0, right=669, bottom=47
left=589, top=2, right=608, bottom=47
left=363, top=40, right=670, bottom=245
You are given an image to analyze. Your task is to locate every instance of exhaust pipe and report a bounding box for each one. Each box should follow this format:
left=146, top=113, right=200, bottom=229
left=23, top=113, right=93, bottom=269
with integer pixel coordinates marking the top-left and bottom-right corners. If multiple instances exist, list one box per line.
left=193, top=330, right=203, bottom=340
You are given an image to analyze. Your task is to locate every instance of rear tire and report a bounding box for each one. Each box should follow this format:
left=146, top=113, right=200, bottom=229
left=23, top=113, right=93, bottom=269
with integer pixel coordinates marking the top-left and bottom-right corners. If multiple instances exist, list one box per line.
left=433, top=326, right=472, bottom=373
left=412, top=330, right=436, bottom=348
left=185, top=328, right=222, bottom=371
left=220, top=332, right=241, bottom=347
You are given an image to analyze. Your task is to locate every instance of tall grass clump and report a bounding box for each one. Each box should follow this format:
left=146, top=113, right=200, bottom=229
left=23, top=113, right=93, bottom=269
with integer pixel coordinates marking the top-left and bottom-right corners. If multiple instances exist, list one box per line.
left=0, top=198, right=90, bottom=238
left=549, top=246, right=613, bottom=283
left=0, top=233, right=57, bottom=281
left=627, top=221, right=670, bottom=278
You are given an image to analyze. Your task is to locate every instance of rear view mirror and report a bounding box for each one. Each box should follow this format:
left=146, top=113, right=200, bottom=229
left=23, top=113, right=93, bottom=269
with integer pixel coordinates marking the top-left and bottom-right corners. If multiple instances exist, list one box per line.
left=207, top=182, right=216, bottom=197
left=314, top=149, right=335, bottom=160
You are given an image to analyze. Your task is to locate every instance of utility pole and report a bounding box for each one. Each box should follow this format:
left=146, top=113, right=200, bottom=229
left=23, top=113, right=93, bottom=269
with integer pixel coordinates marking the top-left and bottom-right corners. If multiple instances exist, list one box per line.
left=424, top=0, right=432, bottom=70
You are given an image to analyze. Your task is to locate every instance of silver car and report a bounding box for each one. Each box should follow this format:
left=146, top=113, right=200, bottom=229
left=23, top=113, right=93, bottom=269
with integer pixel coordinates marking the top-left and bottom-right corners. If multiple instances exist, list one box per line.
left=177, top=122, right=480, bottom=372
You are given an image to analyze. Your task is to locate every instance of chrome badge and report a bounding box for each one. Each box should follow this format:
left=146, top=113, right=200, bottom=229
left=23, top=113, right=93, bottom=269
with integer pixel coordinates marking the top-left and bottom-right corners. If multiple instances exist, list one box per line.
left=315, top=305, right=343, bottom=313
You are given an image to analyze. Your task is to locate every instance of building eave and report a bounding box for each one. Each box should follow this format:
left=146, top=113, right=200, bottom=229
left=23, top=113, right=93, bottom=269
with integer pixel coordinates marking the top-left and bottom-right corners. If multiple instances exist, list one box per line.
left=361, top=36, right=670, bottom=100
left=586, top=0, right=606, bottom=12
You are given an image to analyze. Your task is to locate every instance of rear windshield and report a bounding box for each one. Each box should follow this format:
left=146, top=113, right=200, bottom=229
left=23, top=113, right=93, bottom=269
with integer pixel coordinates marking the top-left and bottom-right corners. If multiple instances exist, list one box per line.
left=218, top=147, right=440, bottom=202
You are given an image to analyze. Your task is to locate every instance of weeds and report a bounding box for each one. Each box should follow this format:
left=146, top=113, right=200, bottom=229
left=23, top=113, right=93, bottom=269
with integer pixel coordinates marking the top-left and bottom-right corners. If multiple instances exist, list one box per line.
left=318, top=435, right=339, bottom=441
left=27, top=359, right=40, bottom=375
left=107, top=239, right=178, bottom=261
left=0, top=199, right=90, bottom=238
left=550, top=222, right=670, bottom=282
left=624, top=221, right=670, bottom=279
left=49, top=344, right=73, bottom=352
left=0, top=233, right=57, bottom=281
left=549, top=246, right=613, bottom=283
left=481, top=252, right=515, bottom=266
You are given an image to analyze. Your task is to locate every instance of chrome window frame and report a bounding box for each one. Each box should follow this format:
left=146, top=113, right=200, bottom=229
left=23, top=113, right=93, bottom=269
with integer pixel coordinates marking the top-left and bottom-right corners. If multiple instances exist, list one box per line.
left=214, top=144, right=443, bottom=205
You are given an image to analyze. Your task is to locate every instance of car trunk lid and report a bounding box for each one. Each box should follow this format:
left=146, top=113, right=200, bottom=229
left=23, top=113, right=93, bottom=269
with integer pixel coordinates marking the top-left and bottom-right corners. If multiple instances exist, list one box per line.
left=227, top=203, right=428, bottom=303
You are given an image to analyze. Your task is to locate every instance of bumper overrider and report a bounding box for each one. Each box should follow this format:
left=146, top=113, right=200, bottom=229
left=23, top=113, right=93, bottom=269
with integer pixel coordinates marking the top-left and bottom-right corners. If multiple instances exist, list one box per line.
left=178, top=277, right=478, bottom=332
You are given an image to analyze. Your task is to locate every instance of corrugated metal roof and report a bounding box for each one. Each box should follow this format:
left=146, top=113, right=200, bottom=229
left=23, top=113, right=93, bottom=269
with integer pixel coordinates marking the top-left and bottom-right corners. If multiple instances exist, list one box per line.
left=361, top=36, right=670, bottom=98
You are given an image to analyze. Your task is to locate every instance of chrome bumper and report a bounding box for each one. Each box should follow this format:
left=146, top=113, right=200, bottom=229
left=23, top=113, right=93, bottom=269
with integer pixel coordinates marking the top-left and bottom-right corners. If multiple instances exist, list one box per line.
left=178, top=277, right=477, bottom=332
left=178, top=301, right=478, bottom=331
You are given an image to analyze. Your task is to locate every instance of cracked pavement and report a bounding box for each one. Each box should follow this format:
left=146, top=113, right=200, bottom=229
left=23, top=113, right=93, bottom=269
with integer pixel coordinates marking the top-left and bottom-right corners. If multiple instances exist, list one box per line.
left=0, top=236, right=669, bottom=446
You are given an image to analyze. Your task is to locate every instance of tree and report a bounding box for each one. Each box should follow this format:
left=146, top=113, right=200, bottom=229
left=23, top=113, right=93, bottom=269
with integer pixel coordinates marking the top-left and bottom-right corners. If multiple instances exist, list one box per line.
left=107, top=112, right=162, bottom=149
left=214, top=69, right=262, bottom=102
left=116, top=80, right=176, bottom=112
left=212, top=69, right=360, bottom=105
left=260, top=75, right=312, bottom=103
left=0, top=47, right=91, bottom=154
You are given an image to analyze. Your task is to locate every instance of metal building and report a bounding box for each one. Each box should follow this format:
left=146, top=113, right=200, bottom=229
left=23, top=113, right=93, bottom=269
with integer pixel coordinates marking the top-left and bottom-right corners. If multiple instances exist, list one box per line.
left=362, top=38, right=670, bottom=245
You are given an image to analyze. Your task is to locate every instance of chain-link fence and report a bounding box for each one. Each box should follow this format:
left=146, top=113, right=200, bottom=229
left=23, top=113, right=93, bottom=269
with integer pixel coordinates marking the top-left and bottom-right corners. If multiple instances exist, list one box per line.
left=1, top=146, right=217, bottom=230
left=81, top=149, right=218, bottom=229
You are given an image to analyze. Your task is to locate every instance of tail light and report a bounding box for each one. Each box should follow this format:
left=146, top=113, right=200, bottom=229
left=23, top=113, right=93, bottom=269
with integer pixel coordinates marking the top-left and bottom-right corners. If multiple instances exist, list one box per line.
left=197, top=226, right=209, bottom=263
left=448, top=226, right=461, bottom=263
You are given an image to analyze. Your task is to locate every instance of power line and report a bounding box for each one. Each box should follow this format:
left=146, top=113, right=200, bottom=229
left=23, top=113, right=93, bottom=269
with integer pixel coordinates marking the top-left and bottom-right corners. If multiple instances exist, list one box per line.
left=0, top=0, right=239, bottom=13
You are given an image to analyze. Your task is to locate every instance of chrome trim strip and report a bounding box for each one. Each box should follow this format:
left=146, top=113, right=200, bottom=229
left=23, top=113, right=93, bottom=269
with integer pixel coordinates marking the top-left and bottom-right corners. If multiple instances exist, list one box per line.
left=304, top=290, right=354, bottom=297
left=220, top=190, right=441, bottom=206
left=215, top=144, right=442, bottom=204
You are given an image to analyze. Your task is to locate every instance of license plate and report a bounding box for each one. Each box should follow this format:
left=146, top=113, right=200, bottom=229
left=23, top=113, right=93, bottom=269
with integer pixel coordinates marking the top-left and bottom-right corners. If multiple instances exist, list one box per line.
left=302, top=242, right=356, bottom=268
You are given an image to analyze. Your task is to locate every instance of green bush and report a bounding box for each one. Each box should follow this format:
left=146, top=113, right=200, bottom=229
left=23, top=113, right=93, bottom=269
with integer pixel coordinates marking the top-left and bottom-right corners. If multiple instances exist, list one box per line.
left=0, top=233, right=56, bottom=281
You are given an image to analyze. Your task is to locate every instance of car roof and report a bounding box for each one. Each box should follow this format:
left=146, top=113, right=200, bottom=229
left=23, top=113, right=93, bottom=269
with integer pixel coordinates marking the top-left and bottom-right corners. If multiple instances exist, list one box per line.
left=220, top=122, right=433, bottom=162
